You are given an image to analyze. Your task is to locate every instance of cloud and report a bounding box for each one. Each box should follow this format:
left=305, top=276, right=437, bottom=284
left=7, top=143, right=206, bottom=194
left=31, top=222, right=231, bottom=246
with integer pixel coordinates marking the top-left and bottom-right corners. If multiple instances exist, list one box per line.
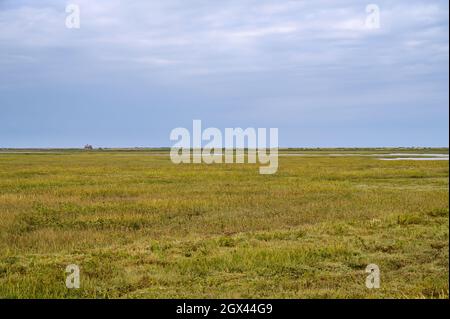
left=0, top=0, right=447, bottom=74
left=0, top=0, right=448, bottom=147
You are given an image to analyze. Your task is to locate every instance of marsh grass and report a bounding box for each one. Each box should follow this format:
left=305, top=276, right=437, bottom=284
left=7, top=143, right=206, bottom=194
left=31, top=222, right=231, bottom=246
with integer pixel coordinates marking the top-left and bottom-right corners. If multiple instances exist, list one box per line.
left=0, top=149, right=448, bottom=298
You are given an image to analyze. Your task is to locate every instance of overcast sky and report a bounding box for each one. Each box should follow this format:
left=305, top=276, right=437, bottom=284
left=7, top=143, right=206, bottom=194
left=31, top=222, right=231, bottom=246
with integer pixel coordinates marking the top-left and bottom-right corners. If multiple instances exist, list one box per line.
left=0, top=0, right=448, bottom=147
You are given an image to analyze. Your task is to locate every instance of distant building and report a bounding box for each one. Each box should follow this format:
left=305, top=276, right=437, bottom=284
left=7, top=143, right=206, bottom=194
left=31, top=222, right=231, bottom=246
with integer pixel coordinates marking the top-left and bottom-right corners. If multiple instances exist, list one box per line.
left=84, top=144, right=93, bottom=150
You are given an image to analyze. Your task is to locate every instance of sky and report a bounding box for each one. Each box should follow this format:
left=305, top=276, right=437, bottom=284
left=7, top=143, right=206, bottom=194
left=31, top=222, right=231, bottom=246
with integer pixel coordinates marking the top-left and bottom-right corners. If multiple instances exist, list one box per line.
left=0, top=0, right=448, bottom=148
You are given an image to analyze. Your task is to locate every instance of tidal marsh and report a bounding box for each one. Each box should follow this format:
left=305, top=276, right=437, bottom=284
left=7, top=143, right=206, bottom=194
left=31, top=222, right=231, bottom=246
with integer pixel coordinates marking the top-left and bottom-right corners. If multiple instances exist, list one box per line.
left=0, top=149, right=448, bottom=298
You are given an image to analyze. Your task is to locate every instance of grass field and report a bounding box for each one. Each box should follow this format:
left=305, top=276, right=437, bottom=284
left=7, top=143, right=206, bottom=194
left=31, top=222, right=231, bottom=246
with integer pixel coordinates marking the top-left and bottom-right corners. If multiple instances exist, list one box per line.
left=0, top=149, right=448, bottom=298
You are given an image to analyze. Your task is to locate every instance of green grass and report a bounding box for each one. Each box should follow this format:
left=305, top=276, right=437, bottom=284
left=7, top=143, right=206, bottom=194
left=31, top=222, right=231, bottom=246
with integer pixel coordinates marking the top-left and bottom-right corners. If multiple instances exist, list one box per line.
left=0, top=149, right=448, bottom=298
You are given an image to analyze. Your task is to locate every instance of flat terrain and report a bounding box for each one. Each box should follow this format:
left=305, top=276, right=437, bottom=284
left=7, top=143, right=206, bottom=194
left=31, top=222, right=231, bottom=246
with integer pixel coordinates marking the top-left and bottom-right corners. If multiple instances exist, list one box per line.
left=0, top=149, right=448, bottom=298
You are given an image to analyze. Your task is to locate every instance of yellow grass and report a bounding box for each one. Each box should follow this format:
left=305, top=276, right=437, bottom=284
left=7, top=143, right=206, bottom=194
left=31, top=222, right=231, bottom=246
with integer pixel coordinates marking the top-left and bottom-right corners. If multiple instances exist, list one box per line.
left=0, top=149, right=448, bottom=298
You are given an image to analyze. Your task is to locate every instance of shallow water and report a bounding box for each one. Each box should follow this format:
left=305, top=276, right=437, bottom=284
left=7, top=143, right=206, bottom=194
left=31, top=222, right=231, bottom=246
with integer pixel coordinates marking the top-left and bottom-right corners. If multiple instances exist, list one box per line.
left=386, top=153, right=449, bottom=157
left=379, top=157, right=449, bottom=161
